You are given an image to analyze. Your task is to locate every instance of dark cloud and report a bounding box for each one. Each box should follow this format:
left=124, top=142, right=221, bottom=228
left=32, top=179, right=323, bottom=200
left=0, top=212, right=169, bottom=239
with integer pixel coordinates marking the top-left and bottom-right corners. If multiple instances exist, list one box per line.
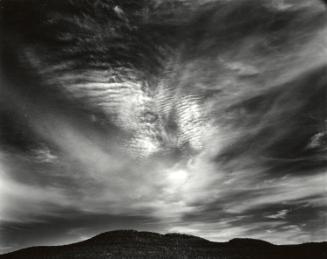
left=217, top=66, right=327, bottom=176
left=0, top=210, right=159, bottom=253
left=0, top=106, right=41, bottom=152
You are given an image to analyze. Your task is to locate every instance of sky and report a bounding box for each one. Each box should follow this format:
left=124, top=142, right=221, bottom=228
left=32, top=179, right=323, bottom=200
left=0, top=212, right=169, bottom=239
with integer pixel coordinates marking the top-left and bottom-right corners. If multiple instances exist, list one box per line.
left=0, top=0, right=327, bottom=253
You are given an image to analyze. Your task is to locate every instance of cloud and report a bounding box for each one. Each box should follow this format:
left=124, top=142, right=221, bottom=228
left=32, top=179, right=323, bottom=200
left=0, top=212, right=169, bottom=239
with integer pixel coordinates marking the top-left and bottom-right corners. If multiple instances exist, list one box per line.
left=0, top=0, right=326, bottom=253
left=0, top=155, right=70, bottom=223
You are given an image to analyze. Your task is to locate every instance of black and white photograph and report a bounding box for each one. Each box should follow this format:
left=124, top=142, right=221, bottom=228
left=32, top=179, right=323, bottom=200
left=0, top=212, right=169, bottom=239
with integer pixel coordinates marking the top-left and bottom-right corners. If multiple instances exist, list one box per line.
left=0, top=0, right=326, bottom=258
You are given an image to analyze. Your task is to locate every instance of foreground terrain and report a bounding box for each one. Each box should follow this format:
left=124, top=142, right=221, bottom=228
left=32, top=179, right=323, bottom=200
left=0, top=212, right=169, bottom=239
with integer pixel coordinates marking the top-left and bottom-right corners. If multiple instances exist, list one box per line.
left=1, top=230, right=326, bottom=259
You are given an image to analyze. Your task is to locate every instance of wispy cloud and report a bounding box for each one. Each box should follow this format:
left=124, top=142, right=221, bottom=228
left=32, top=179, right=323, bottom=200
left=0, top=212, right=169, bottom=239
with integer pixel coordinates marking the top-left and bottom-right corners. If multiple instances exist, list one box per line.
left=0, top=0, right=326, bottom=253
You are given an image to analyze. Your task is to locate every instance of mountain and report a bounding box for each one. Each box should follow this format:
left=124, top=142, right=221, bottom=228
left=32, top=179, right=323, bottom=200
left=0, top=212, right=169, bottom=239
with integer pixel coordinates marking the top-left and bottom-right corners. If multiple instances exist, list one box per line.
left=1, top=230, right=326, bottom=259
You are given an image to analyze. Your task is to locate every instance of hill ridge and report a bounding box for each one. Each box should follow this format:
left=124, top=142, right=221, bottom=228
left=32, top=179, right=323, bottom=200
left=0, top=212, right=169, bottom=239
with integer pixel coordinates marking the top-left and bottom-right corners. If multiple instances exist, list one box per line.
left=1, top=230, right=327, bottom=259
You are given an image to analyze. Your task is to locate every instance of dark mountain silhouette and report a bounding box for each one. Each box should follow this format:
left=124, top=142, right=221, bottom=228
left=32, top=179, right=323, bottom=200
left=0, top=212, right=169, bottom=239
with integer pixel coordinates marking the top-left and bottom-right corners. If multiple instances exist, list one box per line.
left=1, top=230, right=326, bottom=259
